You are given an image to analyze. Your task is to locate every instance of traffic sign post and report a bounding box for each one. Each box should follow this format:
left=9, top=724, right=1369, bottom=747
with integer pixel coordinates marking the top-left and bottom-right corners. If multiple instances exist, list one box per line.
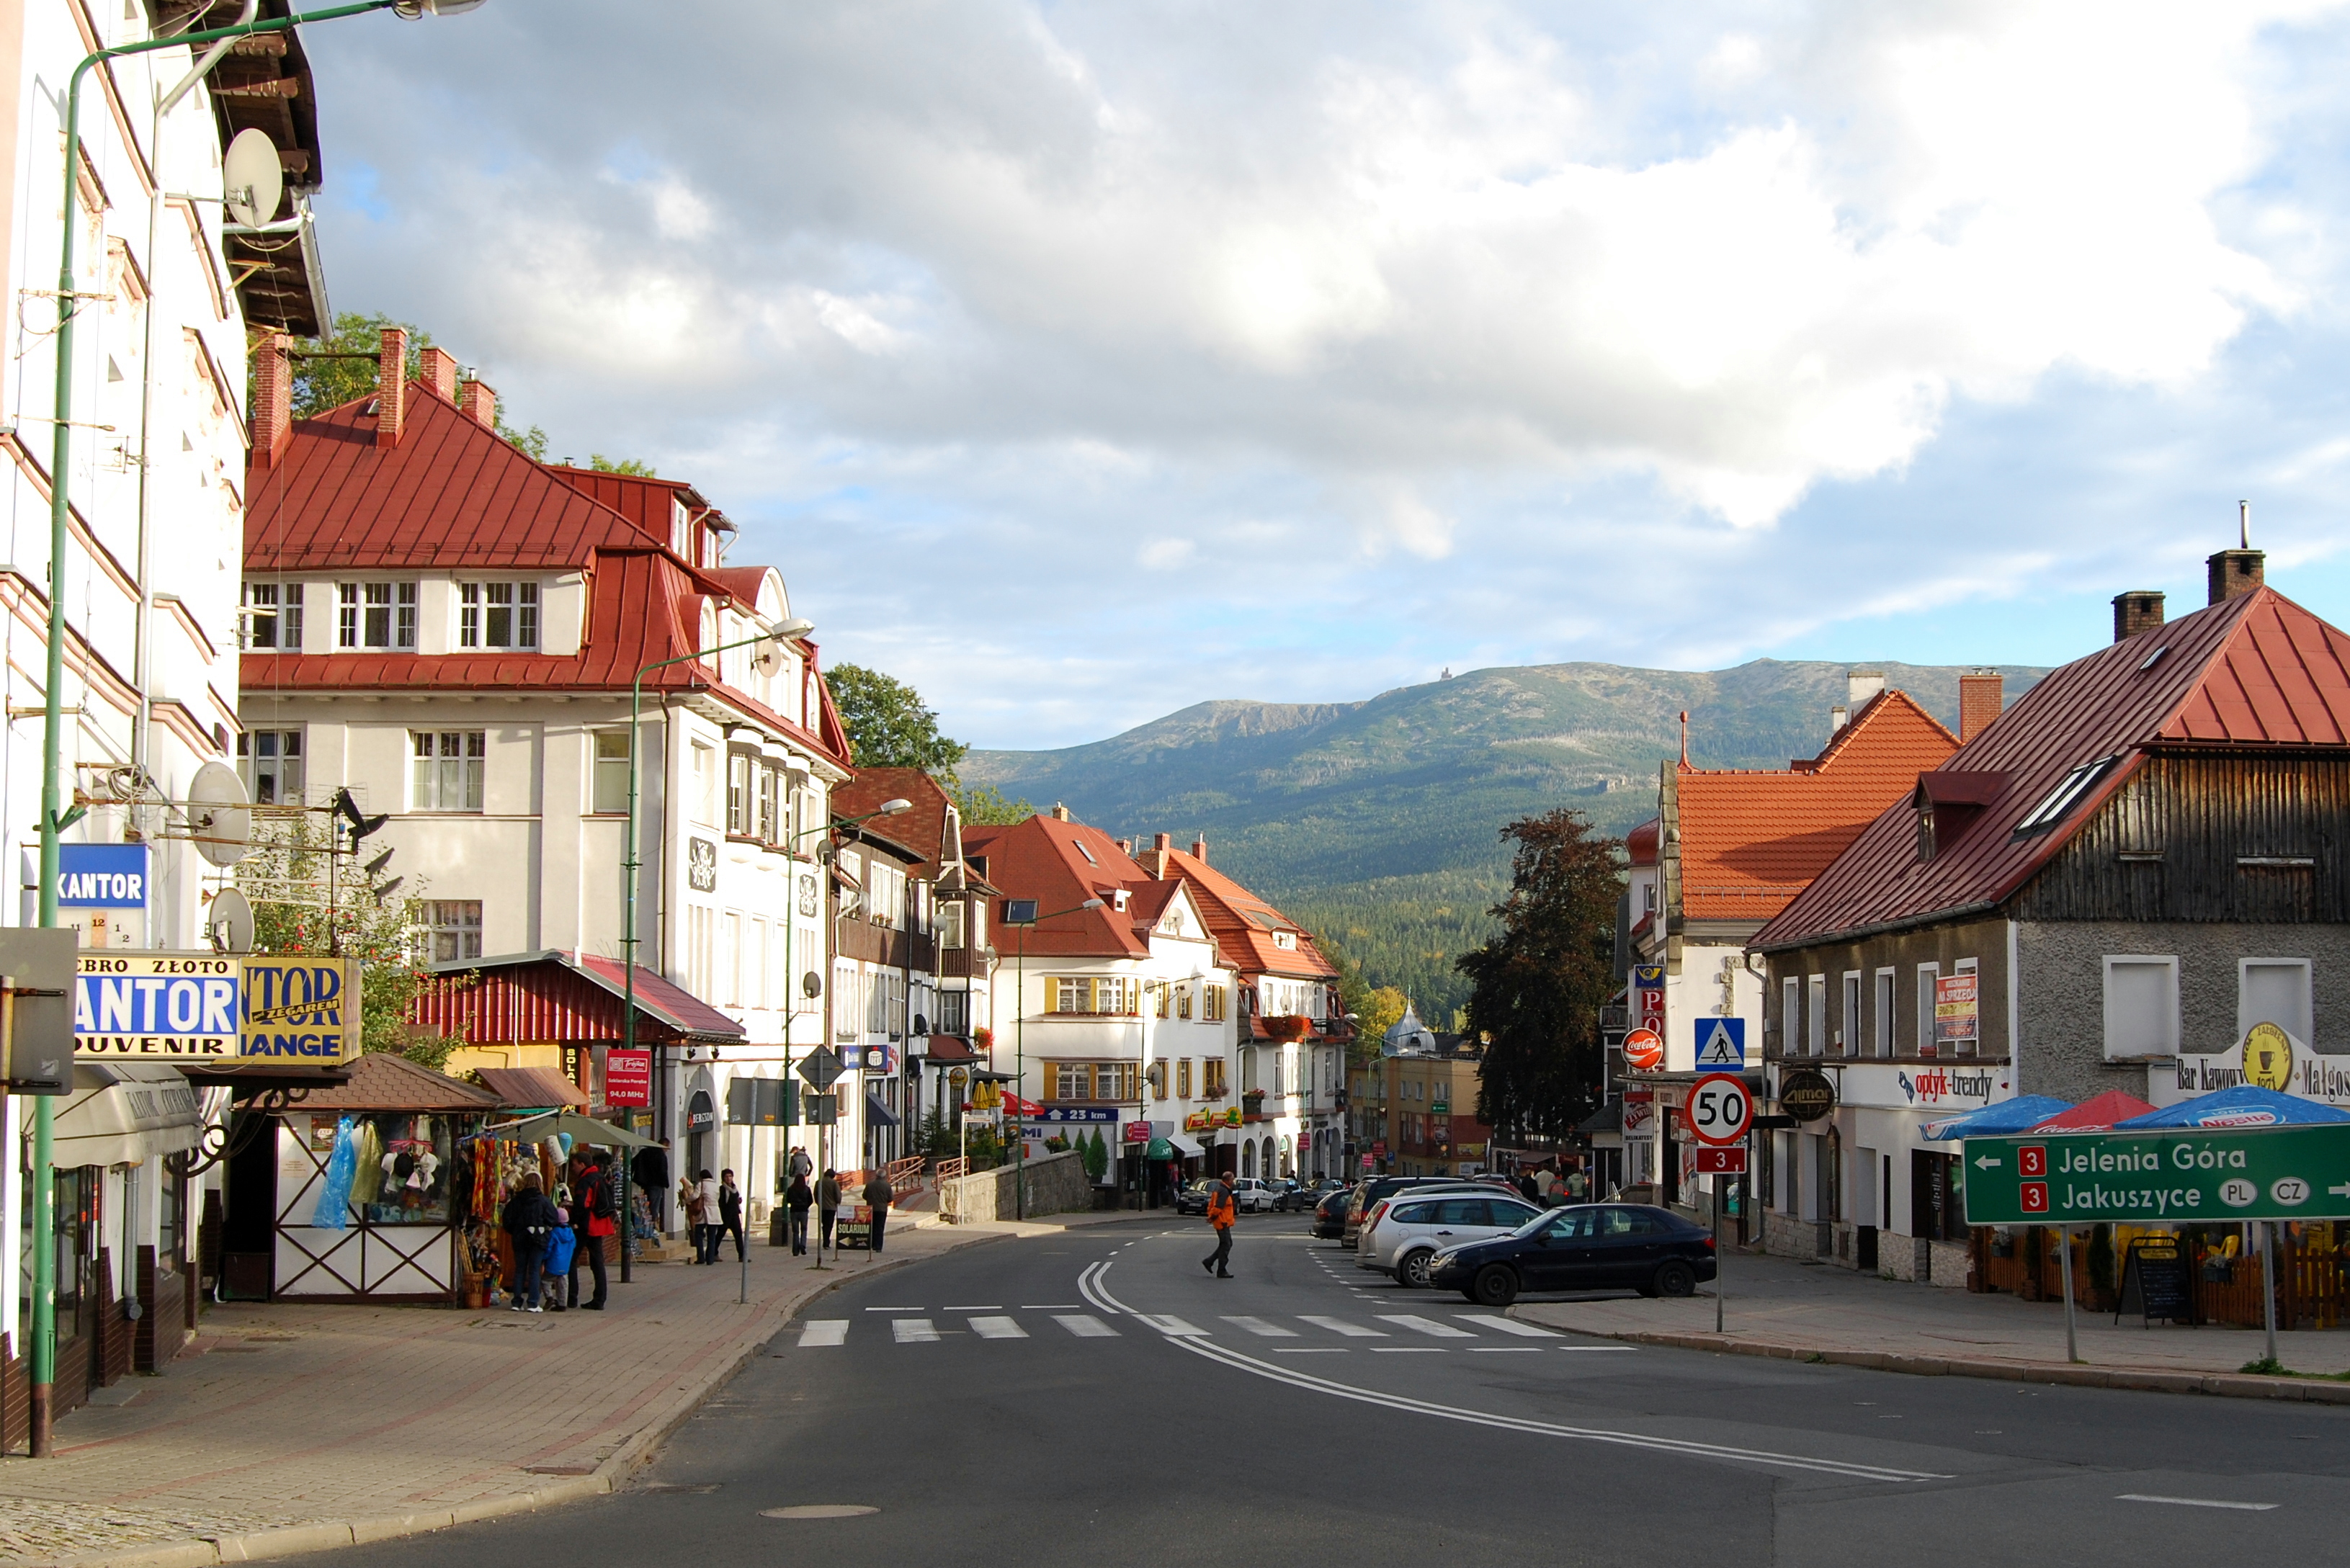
left=1694, top=1018, right=1746, bottom=1070
left=1694, top=1146, right=1747, bottom=1174
left=1689, top=1073, right=1753, bottom=1145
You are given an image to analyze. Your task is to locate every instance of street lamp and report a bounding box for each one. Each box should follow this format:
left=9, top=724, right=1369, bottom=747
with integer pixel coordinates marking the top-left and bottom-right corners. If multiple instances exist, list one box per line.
left=28, top=0, right=484, bottom=1461
left=1003, top=897, right=1104, bottom=1220
left=618, top=614, right=812, bottom=1281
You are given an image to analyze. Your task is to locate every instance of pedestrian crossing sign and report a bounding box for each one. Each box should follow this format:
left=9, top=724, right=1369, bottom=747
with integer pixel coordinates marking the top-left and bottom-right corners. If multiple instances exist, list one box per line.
left=1694, top=1018, right=1745, bottom=1069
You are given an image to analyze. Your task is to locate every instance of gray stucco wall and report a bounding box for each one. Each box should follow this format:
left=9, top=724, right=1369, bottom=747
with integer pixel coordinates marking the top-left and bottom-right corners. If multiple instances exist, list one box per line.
left=1764, top=917, right=2011, bottom=1061
left=2015, top=920, right=2350, bottom=1104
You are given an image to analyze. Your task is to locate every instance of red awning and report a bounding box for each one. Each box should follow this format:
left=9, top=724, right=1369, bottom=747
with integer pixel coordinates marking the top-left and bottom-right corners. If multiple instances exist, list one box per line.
left=924, top=1035, right=978, bottom=1064
left=412, top=950, right=743, bottom=1045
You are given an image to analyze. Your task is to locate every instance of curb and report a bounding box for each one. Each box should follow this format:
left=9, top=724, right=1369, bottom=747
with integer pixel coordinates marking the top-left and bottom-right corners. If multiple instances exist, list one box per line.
left=48, top=1232, right=1008, bottom=1568
left=1544, top=1321, right=2350, bottom=1403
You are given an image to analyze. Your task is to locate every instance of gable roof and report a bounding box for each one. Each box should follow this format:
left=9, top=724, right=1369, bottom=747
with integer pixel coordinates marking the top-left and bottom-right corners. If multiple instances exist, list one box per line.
left=1148, top=845, right=1337, bottom=982
left=1755, top=586, right=2350, bottom=951
left=1676, top=689, right=1959, bottom=922
left=834, top=768, right=960, bottom=879
left=295, top=1050, right=501, bottom=1114
left=961, top=815, right=1169, bottom=959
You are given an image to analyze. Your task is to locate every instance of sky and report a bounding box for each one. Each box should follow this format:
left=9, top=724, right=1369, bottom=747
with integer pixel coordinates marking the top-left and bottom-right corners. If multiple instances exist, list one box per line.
left=305, top=0, right=2350, bottom=751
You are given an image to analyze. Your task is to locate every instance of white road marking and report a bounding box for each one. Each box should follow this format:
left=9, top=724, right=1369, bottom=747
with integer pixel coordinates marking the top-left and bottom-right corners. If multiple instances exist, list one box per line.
left=892, top=1318, right=939, bottom=1344
left=2117, top=1495, right=2279, bottom=1511
left=1297, top=1316, right=1385, bottom=1338
left=1378, top=1314, right=1474, bottom=1338
left=1022, top=1304, right=1085, bottom=1310
left=945, top=1305, right=1003, bottom=1312
left=1135, top=1314, right=1209, bottom=1338
left=798, top=1320, right=848, bottom=1347
left=1171, top=1338, right=1951, bottom=1483
left=1374, top=1346, right=1447, bottom=1354
left=1457, top=1314, right=1553, bottom=1338
left=1078, top=1261, right=1126, bottom=1316
left=1053, top=1314, right=1119, bottom=1338
left=968, top=1317, right=1027, bottom=1340
left=1221, top=1316, right=1298, bottom=1338
left=1472, top=1346, right=1547, bottom=1353
left=1272, top=1348, right=1349, bottom=1355
left=863, top=1306, right=925, bottom=1312
left=1557, top=1347, right=1637, bottom=1353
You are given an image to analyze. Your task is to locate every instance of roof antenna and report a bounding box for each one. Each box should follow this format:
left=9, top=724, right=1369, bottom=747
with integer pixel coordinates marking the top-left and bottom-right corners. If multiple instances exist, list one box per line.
left=2239, top=498, right=2251, bottom=549
left=1679, top=710, right=1689, bottom=766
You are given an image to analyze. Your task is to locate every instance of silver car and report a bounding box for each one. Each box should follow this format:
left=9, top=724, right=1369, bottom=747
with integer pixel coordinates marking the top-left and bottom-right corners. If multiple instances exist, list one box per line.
left=1358, top=1191, right=1543, bottom=1287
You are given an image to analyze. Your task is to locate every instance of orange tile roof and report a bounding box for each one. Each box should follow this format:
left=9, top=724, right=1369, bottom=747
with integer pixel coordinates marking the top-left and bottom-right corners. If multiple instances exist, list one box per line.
left=1678, top=690, right=1958, bottom=920
left=1153, top=847, right=1337, bottom=982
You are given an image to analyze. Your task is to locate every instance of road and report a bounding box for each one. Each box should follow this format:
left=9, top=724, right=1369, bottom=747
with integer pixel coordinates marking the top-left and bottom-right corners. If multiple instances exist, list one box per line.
left=333, top=1215, right=2350, bottom=1567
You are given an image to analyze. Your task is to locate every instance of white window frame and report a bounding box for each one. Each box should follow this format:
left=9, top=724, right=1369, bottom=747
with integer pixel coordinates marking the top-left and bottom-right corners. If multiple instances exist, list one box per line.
left=1779, top=977, right=1797, bottom=1057
left=457, top=580, right=540, bottom=650
left=1873, top=969, right=1895, bottom=1059
left=1806, top=975, right=1826, bottom=1056
left=339, top=580, right=418, bottom=650
left=2101, top=955, right=2180, bottom=1061
left=590, top=730, right=631, bottom=815
left=241, top=581, right=302, bottom=650
left=410, top=730, right=486, bottom=812
left=236, top=728, right=303, bottom=806
left=2238, top=957, right=2315, bottom=1045
left=1916, top=963, right=1941, bottom=1055
left=423, top=900, right=483, bottom=964
left=1840, top=972, right=1862, bottom=1057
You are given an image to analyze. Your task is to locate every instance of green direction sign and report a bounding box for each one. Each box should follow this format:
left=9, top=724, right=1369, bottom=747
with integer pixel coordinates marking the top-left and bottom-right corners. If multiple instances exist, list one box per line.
left=1962, top=1126, right=2350, bottom=1226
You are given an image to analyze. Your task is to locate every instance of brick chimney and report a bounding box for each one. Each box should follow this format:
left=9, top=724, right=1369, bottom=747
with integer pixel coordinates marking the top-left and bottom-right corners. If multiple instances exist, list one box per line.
left=1051, top=802, right=1071, bottom=821
left=2112, top=590, right=2165, bottom=642
left=252, top=331, right=292, bottom=468
left=1959, top=669, right=2003, bottom=743
left=375, top=326, right=406, bottom=447
left=1151, top=831, right=1172, bottom=877
left=419, top=346, right=459, bottom=403
left=1192, top=837, right=1207, bottom=864
left=460, top=377, right=498, bottom=431
left=2207, top=548, right=2263, bottom=605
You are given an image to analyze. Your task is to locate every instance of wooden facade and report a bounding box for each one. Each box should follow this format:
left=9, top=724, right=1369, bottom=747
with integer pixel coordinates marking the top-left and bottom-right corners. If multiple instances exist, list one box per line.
left=2014, top=753, right=2350, bottom=923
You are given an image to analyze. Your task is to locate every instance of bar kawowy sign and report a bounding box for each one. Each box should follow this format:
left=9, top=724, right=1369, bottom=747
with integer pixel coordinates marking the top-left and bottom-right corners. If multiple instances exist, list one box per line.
left=1963, top=1126, right=2350, bottom=1226
left=73, top=952, right=361, bottom=1065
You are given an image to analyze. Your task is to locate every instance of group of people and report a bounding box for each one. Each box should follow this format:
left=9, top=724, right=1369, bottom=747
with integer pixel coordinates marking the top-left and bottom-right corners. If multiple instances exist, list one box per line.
left=496, top=1150, right=619, bottom=1313
left=679, top=1169, right=749, bottom=1264
left=1516, top=1165, right=1591, bottom=1206
left=773, top=1146, right=900, bottom=1258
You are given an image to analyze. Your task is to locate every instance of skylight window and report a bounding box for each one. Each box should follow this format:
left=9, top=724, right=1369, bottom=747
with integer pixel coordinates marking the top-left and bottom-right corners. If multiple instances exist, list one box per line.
left=2137, top=645, right=2168, bottom=673
left=2014, top=756, right=2119, bottom=838
left=1073, top=838, right=1098, bottom=866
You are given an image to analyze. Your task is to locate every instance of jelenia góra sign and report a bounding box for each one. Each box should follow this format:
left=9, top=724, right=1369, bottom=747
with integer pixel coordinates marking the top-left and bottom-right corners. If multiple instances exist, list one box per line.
left=1962, top=1126, right=2350, bottom=1226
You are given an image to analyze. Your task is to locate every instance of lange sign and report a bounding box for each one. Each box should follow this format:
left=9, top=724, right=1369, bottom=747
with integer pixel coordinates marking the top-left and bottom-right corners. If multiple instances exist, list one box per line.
left=73, top=954, right=359, bottom=1063
left=1963, top=1126, right=2350, bottom=1225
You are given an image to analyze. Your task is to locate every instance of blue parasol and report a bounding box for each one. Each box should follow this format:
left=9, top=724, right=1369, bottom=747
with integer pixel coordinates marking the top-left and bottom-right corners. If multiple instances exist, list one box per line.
left=2113, top=1085, right=2350, bottom=1129
left=1921, top=1095, right=2076, bottom=1142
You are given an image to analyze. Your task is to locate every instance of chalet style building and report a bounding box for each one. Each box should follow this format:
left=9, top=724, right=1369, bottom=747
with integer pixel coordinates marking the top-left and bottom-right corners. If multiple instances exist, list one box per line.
left=1751, top=546, right=2350, bottom=1286
left=243, top=329, right=857, bottom=1234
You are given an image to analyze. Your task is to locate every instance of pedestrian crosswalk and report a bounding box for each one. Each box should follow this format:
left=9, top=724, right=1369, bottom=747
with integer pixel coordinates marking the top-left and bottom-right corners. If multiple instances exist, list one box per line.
left=792, top=1310, right=1631, bottom=1351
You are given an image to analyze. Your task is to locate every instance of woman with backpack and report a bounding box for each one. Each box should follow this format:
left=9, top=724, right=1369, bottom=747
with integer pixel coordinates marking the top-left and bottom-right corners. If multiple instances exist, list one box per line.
left=568, top=1153, right=613, bottom=1310
left=500, top=1173, right=560, bottom=1313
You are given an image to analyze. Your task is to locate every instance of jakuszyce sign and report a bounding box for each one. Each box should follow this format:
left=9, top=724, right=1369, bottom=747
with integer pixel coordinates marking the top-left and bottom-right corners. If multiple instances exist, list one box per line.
left=1963, top=1126, right=2350, bottom=1226
left=74, top=954, right=360, bottom=1064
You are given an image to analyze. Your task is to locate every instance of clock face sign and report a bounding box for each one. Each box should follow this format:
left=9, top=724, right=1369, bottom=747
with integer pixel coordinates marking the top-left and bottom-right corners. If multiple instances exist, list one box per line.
left=798, top=872, right=818, bottom=918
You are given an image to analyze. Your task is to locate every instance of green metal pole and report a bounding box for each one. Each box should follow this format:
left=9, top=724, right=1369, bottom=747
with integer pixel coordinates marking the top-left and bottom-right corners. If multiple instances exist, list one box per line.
left=32, top=0, right=396, bottom=1462
left=1014, top=926, right=1024, bottom=1222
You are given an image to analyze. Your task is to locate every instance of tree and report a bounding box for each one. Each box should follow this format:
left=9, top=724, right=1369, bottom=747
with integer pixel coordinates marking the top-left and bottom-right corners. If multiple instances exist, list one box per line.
left=950, top=779, right=1034, bottom=825
left=235, top=812, right=468, bottom=1070
left=828, top=663, right=968, bottom=778
left=1457, top=808, right=1622, bottom=1144
left=587, top=453, right=656, bottom=476
left=261, top=310, right=550, bottom=460
left=1317, top=929, right=1404, bottom=1065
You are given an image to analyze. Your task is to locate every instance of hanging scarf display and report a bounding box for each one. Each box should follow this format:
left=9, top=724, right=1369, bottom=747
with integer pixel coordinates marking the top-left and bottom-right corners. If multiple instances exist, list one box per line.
left=350, top=1120, right=386, bottom=1206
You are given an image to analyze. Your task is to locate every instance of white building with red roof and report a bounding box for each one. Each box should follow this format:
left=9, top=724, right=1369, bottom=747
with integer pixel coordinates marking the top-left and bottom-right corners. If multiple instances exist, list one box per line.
left=242, top=330, right=857, bottom=1219
left=1751, top=544, right=2350, bottom=1284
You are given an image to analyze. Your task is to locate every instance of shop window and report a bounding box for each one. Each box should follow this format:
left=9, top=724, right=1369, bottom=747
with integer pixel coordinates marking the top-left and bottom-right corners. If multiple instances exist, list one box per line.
left=159, top=1170, right=184, bottom=1274
left=343, top=1115, right=455, bottom=1225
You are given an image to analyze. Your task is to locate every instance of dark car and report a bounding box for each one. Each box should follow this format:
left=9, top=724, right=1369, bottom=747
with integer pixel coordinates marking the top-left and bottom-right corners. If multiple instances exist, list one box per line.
left=1282, top=1178, right=1346, bottom=1213
left=1173, top=1179, right=1215, bottom=1217
left=1310, top=1187, right=1352, bottom=1239
left=1341, top=1176, right=1493, bottom=1247
left=1428, top=1203, right=1716, bottom=1307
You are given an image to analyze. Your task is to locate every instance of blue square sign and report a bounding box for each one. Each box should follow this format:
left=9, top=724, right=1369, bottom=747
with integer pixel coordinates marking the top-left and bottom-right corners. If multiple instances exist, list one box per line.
left=1694, top=1017, right=1746, bottom=1069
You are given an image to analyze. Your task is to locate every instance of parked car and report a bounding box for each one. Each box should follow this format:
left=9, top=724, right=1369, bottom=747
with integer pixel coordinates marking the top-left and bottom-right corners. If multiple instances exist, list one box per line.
left=1428, top=1203, right=1716, bottom=1307
left=1359, top=1192, right=1544, bottom=1286
left=1230, top=1177, right=1279, bottom=1213
left=1173, top=1179, right=1215, bottom=1217
left=1282, top=1178, right=1346, bottom=1213
left=1311, top=1187, right=1352, bottom=1239
left=1342, top=1177, right=1493, bottom=1247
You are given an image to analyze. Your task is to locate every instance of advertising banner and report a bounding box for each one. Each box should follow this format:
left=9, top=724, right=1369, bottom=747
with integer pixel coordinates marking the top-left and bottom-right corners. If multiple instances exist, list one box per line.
left=74, top=953, right=359, bottom=1065
left=2162, top=1023, right=2350, bottom=1109
left=604, top=1048, right=653, bottom=1107
left=1932, top=972, right=1979, bottom=1054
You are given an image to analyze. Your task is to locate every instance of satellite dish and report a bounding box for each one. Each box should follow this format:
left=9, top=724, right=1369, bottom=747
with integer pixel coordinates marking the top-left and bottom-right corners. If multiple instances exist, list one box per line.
left=801, top=970, right=823, bottom=1000
left=751, top=637, right=786, bottom=678
left=187, top=761, right=253, bottom=867
left=209, top=887, right=255, bottom=954
left=222, top=128, right=284, bottom=228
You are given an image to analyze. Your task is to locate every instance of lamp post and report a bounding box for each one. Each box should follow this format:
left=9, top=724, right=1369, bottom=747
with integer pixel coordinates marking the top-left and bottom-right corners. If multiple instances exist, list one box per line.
left=28, top=0, right=485, bottom=1461
left=619, top=615, right=810, bottom=1281
left=786, top=799, right=908, bottom=1270
left=1004, top=898, right=1104, bottom=1221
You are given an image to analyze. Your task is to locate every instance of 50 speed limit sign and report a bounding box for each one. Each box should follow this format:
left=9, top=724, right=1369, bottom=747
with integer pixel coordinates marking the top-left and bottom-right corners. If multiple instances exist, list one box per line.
left=1689, top=1072, right=1753, bottom=1146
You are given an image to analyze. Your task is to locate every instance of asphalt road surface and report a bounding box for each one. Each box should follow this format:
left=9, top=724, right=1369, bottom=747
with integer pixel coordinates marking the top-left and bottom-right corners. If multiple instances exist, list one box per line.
left=334, top=1216, right=2350, bottom=1567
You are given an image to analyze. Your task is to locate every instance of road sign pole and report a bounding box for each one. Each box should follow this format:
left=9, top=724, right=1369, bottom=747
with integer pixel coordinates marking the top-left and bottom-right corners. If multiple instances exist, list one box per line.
left=1714, top=1173, right=1725, bottom=1335
left=2057, top=1224, right=2079, bottom=1363
left=2261, top=1221, right=2279, bottom=1366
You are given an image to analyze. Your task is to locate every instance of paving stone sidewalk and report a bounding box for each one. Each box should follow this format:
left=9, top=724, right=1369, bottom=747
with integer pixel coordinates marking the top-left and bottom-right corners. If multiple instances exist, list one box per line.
left=0, top=1209, right=1136, bottom=1568
left=1513, top=1246, right=2350, bottom=1400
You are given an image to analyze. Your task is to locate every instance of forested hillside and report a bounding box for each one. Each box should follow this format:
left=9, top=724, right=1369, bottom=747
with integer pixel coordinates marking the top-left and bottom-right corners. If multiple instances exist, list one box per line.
left=965, top=660, right=2045, bottom=1021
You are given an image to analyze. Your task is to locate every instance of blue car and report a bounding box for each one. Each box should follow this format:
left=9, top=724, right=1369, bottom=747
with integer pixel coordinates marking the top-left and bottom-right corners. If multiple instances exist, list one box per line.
left=1427, top=1203, right=1716, bottom=1308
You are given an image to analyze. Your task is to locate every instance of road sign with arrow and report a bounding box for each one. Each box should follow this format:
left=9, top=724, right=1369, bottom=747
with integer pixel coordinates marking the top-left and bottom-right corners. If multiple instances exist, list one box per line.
left=1963, top=1126, right=2350, bottom=1225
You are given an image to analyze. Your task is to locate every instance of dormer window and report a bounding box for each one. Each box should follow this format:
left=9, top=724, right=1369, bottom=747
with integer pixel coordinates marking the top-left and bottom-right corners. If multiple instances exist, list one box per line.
left=459, top=581, right=539, bottom=650
left=1272, top=931, right=1297, bottom=950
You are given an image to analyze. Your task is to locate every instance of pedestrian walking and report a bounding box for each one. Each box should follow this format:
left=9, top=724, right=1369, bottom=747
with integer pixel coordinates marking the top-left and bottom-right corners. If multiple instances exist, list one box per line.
left=500, top=1173, right=558, bottom=1312
left=1199, top=1172, right=1236, bottom=1278
left=789, top=1144, right=813, bottom=1184
left=862, top=1168, right=895, bottom=1256
left=1516, top=1168, right=1540, bottom=1203
left=786, top=1170, right=813, bottom=1255
left=718, top=1168, right=747, bottom=1262
left=1565, top=1166, right=1588, bottom=1202
left=817, top=1168, right=841, bottom=1255
left=569, top=1154, right=612, bottom=1310
left=692, top=1169, right=723, bottom=1263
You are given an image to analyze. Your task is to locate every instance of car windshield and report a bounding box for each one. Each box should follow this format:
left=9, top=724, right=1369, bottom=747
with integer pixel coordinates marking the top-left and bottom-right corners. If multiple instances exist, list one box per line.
left=1511, top=1204, right=1587, bottom=1238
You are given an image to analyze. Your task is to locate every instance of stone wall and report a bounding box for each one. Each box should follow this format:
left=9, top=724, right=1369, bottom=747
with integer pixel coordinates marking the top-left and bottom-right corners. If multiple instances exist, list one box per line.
left=939, top=1150, right=1089, bottom=1222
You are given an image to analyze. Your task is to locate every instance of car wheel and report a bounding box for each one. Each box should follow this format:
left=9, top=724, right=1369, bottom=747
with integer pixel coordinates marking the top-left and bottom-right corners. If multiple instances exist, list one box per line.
left=1398, top=1249, right=1435, bottom=1289
left=1472, top=1264, right=1519, bottom=1309
left=1654, top=1260, right=1697, bottom=1299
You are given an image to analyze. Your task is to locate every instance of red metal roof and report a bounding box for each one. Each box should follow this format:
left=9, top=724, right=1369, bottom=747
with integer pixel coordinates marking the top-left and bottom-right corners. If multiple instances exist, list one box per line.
left=1756, top=587, right=2350, bottom=950
left=1678, top=690, right=1959, bottom=921
left=411, top=950, right=744, bottom=1044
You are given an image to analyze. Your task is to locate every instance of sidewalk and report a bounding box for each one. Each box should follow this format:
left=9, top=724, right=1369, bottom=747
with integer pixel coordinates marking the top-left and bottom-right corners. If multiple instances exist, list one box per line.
left=1511, top=1247, right=2350, bottom=1402
left=0, top=1207, right=1138, bottom=1568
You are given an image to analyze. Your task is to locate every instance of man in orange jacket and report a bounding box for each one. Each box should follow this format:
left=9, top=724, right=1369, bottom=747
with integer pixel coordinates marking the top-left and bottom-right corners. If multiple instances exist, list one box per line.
left=1201, top=1173, right=1236, bottom=1278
